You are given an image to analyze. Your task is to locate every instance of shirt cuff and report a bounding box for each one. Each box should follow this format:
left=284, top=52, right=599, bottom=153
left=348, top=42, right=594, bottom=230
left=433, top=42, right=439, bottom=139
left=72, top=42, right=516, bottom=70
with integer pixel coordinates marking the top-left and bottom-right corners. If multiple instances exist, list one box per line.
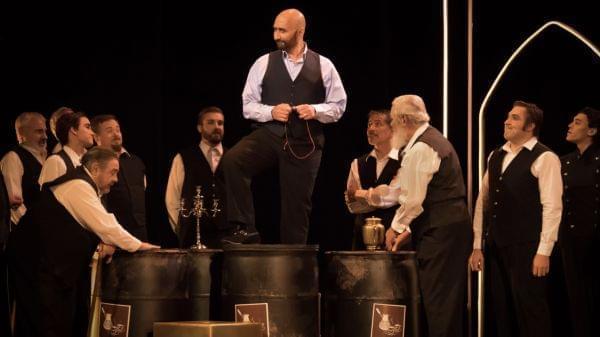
left=536, top=241, right=555, bottom=256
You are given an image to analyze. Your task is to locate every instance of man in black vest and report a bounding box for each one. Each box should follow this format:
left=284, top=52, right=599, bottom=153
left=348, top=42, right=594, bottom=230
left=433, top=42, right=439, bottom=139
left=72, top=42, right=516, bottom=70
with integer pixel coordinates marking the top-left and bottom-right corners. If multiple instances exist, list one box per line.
left=383, top=95, right=471, bottom=337
left=166, top=107, right=229, bottom=248
left=92, top=114, right=149, bottom=241
left=222, top=8, right=347, bottom=244
left=559, top=106, right=600, bottom=337
left=0, top=112, right=48, bottom=226
left=6, top=147, right=159, bottom=337
left=39, top=112, right=94, bottom=185
left=469, top=101, right=562, bottom=337
left=345, top=109, right=400, bottom=250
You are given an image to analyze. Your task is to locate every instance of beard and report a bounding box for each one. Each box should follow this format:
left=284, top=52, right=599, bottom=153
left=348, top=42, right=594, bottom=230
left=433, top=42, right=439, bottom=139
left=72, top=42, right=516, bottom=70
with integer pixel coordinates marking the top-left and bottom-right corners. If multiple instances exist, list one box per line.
left=275, top=40, right=286, bottom=50
left=391, top=128, right=408, bottom=150
left=204, top=132, right=223, bottom=145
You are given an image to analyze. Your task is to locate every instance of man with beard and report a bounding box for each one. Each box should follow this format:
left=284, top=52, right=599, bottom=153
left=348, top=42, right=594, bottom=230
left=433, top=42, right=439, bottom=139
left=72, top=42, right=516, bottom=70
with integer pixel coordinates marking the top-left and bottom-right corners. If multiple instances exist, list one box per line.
left=92, top=115, right=149, bottom=241
left=383, top=95, right=472, bottom=337
left=1, top=112, right=48, bottom=226
left=48, top=106, right=74, bottom=154
left=166, top=106, right=229, bottom=248
left=7, top=147, right=159, bottom=337
left=469, top=101, right=562, bottom=337
left=221, top=8, right=347, bottom=244
left=39, top=112, right=95, bottom=185
left=344, top=109, right=400, bottom=250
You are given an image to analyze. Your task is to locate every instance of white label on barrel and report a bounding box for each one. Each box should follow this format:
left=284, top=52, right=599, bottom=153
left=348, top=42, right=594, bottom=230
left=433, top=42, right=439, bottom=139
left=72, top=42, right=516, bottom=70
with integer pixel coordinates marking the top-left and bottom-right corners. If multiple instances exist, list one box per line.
left=370, top=303, right=406, bottom=337
left=235, top=303, right=270, bottom=337
left=99, top=302, right=131, bottom=337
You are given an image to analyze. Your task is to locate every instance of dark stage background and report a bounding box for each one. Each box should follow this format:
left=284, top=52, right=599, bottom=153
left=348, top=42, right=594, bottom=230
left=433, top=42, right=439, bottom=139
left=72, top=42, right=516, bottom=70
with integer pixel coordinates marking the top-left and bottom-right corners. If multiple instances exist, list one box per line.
left=0, top=0, right=598, bottom=251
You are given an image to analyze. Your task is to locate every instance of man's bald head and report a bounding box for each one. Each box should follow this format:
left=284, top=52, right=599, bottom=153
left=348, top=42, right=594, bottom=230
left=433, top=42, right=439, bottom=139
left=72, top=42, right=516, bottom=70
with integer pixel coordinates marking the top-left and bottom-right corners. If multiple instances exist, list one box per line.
left=276, top=8, right=306, bottom=30
left=273, top=8, right=306, bottom=51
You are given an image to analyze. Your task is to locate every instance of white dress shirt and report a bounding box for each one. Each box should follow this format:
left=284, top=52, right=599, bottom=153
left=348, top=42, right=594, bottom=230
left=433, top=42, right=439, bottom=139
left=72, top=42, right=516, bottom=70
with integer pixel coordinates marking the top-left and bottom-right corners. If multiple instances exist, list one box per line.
left=0, top=144, right=46, bottom=224
left=472, top=137, right=562, bottom=256
left=242, top=44, right=347, bottom=123
left=38, top=145, right=83, bottom=186
left=345, top=148, right=399, bottom=214
left=353, top=124, right=442, bottom=233
left=165, top=141, right=223, bottom=231
left=51, top=167, right=141, bottom=251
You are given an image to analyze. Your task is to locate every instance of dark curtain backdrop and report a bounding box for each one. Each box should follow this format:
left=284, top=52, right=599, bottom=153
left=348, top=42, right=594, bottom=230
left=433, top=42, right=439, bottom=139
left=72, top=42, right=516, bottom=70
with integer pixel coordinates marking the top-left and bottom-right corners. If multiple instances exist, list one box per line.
left=0, top=0, right=597, bottom=250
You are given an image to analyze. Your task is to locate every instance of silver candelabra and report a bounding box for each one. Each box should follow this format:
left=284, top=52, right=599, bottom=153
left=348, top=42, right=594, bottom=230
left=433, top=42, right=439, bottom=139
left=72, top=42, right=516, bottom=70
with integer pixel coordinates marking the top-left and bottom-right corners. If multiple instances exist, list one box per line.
left=179, top=186, right=221, bottom=250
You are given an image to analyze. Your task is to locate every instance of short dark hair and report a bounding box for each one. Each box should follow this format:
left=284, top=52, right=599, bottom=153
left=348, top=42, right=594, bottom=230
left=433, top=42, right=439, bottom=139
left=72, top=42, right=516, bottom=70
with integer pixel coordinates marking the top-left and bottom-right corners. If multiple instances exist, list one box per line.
left=91, top=114, right=119, bottom=134
left=82, top=146, right=119, bottom=170
left=513, top=100, right=543, bottom=137
left=367, top=109, right=392, bottom=125
left=56, top=112, right=87, bottom=145
left=579, top=106, right=600, bottom=144
left=197, top=106, right=224, bottom=125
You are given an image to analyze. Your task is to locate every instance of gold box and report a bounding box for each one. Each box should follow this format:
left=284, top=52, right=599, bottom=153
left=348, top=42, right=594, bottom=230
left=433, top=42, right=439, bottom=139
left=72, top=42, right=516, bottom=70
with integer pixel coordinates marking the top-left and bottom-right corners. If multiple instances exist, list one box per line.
left=154, top=321, right=262, bottom=337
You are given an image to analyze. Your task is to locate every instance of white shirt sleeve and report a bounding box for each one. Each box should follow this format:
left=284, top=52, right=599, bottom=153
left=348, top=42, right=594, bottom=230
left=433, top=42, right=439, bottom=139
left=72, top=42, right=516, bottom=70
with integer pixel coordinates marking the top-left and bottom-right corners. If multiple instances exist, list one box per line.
left=242, top=55, right=274, bottom=122
left=38, top=155, right=67, bottom=186
left=391, top=142, right=441, bottom=232
left=472, top=171, right=489, bottom=249
left=312, top=56, right=347, bottom=123
left=1, top=151, right=27, bottom=224
left=531, top=151, right=563, bottom=256
left=345, top=159, right=375, bottom=214
left=52, top=180, right=142, bottom=251
left=165, top=154, right=184, bottom=232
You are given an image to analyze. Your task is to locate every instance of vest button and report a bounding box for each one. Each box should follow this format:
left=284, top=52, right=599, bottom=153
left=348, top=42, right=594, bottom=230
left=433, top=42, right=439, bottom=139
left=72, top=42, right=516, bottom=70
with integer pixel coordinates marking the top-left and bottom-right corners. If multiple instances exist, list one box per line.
left=499, top=177, right=503, bottom=181
left=492, top=214, right=496, bottom=218
left=495, top=189, right=500, bottom=193
left=563, top=172, right=568, bottom=176
left=570, top=225, right=575, bottom=229
left=493, top=201, right=498, bottom=205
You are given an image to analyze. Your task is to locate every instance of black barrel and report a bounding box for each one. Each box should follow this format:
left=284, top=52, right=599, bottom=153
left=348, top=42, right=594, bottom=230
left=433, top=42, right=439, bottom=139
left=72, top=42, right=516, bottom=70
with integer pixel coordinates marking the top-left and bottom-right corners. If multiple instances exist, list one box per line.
left=101, top=248, right=222, bottom=337
left=221, top=244, right=320, bottom=337
left=187, top=249, right=223, bottom=320
left=322, top=251, right=421, bottom=337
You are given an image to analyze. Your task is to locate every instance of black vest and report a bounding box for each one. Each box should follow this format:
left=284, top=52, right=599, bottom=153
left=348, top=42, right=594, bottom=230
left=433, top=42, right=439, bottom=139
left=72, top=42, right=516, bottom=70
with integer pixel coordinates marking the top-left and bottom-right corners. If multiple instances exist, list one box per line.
left=409, top=127, right=470, bottom=242
left=12, top=146, right=43, bottom=209
left=7, top=166, right=100, bottom=287
left=55, top=148, right=76, bottom=173
left=560, top=145, right=600, bottom=239
left=103, top=153, right=147, bottom=241
left=178, top=146, right=228, bottom=248
left=486, top=142, right=550, bottom=247
left=260, top=49, right=326, bottom=146
left=0, top=173, right=9, bottom=245
left=356, top=152, right=400, bottom=229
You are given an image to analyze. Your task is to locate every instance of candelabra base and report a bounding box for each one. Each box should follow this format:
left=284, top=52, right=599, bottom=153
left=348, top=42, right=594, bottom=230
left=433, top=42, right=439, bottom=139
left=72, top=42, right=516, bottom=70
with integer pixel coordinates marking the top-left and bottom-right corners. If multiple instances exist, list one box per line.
left=189, top=243, right=207, bottom=250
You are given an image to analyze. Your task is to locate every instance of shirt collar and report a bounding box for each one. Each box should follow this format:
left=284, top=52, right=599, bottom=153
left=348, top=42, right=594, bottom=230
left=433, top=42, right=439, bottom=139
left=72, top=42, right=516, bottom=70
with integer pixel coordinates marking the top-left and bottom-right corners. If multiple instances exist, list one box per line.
left=502, top=137, right=538, bottom=153
left=82, top=166, right=102, bottom=197
left=403, top=123, right=430, bottom=154
left=199, top=140, right=223, bottom=156
left=20, top=143, right=47, bottom=161
left=282, top=43, right=308, bottom=62
left=368, top=148, right=399, bottom=161
left=62, top=145, right=84, bottom=160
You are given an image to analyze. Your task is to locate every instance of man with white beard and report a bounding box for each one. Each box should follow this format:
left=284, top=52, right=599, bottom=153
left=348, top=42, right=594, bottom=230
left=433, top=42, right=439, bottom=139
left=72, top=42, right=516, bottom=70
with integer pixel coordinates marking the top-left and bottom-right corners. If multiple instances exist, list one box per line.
left=374, top=95, right=471, bottom=337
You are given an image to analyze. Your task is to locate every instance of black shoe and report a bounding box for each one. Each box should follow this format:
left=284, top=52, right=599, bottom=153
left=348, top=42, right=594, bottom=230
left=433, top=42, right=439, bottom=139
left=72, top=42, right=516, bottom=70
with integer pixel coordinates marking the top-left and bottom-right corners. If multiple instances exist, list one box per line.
left=221, top=228, right=261, bottom=244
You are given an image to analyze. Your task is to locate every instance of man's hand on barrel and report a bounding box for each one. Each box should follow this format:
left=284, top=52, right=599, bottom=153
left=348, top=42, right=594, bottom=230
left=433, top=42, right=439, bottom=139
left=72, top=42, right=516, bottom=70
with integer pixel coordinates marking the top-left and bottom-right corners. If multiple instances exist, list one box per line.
left=98, top=243, right=116, bottom=264
left=138, top=242, right=161, bottom=251
left=385, top=227, right=410, bottom=252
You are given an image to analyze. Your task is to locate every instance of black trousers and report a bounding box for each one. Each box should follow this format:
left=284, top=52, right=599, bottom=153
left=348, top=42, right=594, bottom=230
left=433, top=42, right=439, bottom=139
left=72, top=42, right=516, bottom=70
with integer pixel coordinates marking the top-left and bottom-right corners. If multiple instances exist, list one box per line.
left=487, top=241, right=552, bottom=337
left=222, top=127, right=321, bottom=244
left=10, top=261, right=90, bottom=337
left=560, top=232, right=599, bottom=337
left=415, top=220, right=471, bottom=337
